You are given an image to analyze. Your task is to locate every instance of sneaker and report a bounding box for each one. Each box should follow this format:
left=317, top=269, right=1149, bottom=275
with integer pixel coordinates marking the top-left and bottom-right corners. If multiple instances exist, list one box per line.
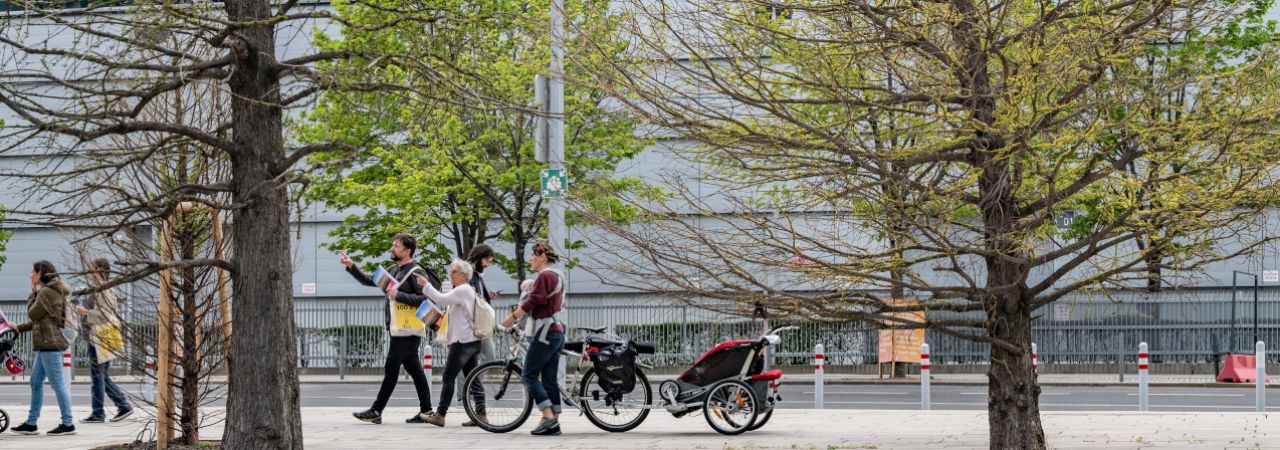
left=11, top=423, right=38, bottom=435
left=462, top=415, right=486, bottom=427
left=47, top=424, right=77, bottom=436
left=405, top=412, right=428, bottom=424
left=418, top=411, right=445, bottom=427
left=352, top=409, right=382, bottom=424
left=530, top=417, right=561, bottom=436
left=110, top=409, right=134, bottom=423
left=80, top=416, right=106, bottom=424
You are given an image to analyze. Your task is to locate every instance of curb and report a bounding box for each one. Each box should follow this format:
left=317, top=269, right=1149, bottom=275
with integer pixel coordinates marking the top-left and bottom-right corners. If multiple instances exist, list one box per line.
left=2, top=378, right=1266, bottom=388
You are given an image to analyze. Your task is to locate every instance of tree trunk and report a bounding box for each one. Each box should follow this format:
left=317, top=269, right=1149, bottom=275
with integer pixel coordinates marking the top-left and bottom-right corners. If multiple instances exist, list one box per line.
left=223, top=0, right=303, bottom=447
left=986, top=299, right=1045, bottom=449
left=513, top=226, right=527, bottom=282
left=179, top=224, right=201, bottom=444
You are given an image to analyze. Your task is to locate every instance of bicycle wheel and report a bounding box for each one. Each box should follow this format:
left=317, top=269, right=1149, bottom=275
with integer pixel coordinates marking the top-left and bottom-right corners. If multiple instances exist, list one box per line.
left=578, top=367, right=652, bottom=432
left=747, top=406, right=773, bottom=431
left=463, top=360, right=533, bottom=433
left=0, top=407, right=9, bottom=434
left=703, top=380, right=758, bottom=435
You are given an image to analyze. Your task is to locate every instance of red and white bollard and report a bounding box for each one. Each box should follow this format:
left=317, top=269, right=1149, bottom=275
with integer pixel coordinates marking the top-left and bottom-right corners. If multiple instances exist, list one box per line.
left=62, top=351, right=72, bottom=381
left=1138, top=342, right=1149, bottom=412
left=423, top=345, right=434, bottom=392
left=144, top=348, right=157, bottom=402
left=1032, top=342, right=1038, bottom=373
left=814, top=343, right=825, bottom=409
left=920, top=343, right=931, bottom=410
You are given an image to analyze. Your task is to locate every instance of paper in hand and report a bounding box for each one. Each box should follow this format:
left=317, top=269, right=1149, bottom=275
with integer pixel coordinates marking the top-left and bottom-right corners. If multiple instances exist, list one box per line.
left=372, top=267, right=399, bottom=292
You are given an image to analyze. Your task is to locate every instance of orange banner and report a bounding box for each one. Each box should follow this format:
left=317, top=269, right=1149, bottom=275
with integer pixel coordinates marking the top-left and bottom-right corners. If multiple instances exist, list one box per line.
left=878, top=298, right=925, bottom=364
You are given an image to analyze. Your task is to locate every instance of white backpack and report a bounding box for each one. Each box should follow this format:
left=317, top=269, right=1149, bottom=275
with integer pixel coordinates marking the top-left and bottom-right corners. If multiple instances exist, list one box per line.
left=463, top=290, right=497, bottom=340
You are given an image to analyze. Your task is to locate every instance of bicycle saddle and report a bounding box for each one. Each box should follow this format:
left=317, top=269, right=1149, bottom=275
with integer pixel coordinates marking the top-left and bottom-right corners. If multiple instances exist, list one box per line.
left=575, top=325, right=608, bottom=334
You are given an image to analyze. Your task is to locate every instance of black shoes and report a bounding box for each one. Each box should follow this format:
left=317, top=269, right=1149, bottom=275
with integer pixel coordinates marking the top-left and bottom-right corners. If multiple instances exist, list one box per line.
left=80, top=416, right=106, bottom=424
left=111, top=409, right=135, bottom=423
left=11, top=423, right=38, bottom=435
left=48, top=424, right=77, bottom=436
left=405, top=412, right=427, bottom=424
left=353, top=409, right=382, bottom=424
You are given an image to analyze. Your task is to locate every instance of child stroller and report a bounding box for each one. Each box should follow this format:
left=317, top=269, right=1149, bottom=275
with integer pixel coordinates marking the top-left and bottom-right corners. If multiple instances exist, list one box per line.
left=0, top=310, right=24, bottom=433
left=656, top=325, right=797, bottom=435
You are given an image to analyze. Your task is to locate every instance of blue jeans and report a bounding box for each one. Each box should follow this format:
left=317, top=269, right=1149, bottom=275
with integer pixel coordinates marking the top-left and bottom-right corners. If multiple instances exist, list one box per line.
left=26, top=350, right=74, bottom=427
left=89, top=346, right=132, bottom=417
left=522, top=331, right=564, bottom=414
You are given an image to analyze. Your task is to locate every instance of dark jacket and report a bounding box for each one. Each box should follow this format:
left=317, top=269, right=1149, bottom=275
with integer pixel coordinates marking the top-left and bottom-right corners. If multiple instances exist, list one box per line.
left=468, top=271, right=491, bottom=304
left=346, top=261, right=442, bottom=332
left=15, top=277, right=71, bottom=351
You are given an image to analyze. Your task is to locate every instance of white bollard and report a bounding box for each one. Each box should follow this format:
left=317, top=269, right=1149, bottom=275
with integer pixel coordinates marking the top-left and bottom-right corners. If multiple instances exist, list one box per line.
left=814, top=343, right=825, bottom=409
left=1257, top=341, right=1266, bottom=412
left=144, top=350, right=157, bottom=403
left=1138, top=342, right=1149, bottom=412
left=1032, top=343, right=1038, bottom=373
left=423, top=345, right=434, bottom=392
left=921, top=343, right=931, bottom=410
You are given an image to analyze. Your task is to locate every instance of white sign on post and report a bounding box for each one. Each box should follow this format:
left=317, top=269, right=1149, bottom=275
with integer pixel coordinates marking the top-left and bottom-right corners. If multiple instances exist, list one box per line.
left=1264, top=270, right=1279, bottom=283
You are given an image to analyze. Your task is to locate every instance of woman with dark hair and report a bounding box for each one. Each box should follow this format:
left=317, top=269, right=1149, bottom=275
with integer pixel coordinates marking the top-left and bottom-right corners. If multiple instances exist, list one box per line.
left=499, top=242, right=566, bottom=435
left=11, top=260, right=76, bottom=436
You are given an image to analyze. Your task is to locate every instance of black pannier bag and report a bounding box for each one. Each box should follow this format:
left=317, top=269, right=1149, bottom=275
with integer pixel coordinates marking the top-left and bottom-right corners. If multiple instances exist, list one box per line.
left=589, top=341, right=638, bottom=399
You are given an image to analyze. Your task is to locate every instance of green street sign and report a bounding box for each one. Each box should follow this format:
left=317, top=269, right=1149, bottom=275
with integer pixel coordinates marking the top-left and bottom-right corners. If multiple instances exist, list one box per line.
left=541, top=168, right=567, bottom=198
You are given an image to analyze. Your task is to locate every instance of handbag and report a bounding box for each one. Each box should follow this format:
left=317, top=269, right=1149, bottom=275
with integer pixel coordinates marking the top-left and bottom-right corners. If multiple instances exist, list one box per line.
left=434, top=309, right=449, bottom=346
left=93, top=323, right=124, bottom=363
left=388, top=266, right=428, bottom=337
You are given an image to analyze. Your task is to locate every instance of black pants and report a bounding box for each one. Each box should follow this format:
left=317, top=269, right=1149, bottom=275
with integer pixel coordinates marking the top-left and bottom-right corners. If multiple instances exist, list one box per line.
left=372, top=335, right=432, bottom=413
left=436, top=340, right=484, bottom=416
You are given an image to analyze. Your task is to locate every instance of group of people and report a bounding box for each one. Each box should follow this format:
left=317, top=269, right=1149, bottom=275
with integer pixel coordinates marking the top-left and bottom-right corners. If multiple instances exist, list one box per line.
left=5, top=235, right=561, bottom=438
left=6, top=259, right=134, bottom=437
left=342, top=234, right=567, bottom=436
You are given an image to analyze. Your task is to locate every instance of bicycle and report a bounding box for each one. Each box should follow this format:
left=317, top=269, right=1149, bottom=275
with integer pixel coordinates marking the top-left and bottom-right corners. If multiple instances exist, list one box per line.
left=461, top=325, right=655, bottom=433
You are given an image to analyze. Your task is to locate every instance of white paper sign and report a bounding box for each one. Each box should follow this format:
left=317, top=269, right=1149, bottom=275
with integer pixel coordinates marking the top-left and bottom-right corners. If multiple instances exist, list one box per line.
left=1264, top=270, right=1279, bottom=283
left=302, top=283, right=317, bottom=294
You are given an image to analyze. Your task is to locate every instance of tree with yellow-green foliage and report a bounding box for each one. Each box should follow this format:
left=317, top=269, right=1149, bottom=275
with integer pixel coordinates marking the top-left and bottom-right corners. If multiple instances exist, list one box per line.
left=301, top=0, right=652, bottom=280
left=575, top=1, right=1280, bottom=447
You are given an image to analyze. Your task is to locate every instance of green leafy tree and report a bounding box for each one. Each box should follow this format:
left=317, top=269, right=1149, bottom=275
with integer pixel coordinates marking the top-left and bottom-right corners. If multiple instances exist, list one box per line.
left=1063, top=3, right=1279, bottom=293
left=301, top=0, right=651, bottom=280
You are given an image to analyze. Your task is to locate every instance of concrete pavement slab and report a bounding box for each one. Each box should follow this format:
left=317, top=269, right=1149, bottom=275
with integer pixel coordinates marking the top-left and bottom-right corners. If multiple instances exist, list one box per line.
left=0, top=407, right=1275, bottom=449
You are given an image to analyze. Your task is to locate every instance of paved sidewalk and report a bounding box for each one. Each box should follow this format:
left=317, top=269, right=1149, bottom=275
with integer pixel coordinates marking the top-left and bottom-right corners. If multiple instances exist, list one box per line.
left=4, top=373, right=1272, bottom=388
left=1, top=407, right=1275, bottom=449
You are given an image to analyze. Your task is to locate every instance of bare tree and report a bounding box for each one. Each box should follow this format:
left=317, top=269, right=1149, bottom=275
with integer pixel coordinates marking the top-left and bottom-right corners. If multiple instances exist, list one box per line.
left=573, top=1, right=1280, bottom=448
left=0, top=0, right=491, bottom=447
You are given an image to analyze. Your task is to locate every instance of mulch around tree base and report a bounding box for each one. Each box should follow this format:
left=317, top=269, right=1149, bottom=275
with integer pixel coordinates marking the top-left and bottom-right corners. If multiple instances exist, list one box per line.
left=94, top=440, right=220, bottom=450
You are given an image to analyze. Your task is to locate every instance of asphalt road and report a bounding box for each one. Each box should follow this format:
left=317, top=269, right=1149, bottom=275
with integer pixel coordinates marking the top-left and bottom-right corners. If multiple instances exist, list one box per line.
left=4, top=382, right=1280, bottom=413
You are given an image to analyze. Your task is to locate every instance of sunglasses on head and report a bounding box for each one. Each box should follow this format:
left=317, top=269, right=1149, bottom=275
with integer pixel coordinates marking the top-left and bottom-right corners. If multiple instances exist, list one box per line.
left=533, top=243, right=549, bottom=256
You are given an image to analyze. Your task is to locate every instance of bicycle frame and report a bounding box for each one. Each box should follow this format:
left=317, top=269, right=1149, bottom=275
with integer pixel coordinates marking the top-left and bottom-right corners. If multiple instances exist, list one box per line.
left=489, top=328, right=664, bottom=412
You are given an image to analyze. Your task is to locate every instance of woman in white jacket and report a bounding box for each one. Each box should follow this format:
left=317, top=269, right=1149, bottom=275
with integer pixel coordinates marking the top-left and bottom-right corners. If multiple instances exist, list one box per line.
left=414, top=260, right=485, bottom=426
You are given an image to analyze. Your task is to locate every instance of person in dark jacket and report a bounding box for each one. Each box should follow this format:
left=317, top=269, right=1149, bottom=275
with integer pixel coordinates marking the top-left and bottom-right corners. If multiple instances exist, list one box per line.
left=11, top=260, right=77, bottom=436
left=342, top=234, right=442, bottom=425
left=453, top=243, right=498, bottom=426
